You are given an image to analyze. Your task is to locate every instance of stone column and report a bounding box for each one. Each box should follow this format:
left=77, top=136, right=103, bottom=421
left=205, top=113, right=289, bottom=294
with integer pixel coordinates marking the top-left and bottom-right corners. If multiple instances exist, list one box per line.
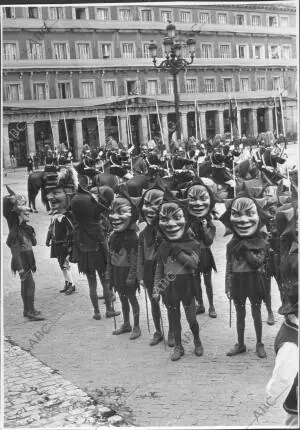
left=199, top=111, right=207, bottom=140
left=3, top=123, right=11, bottom=168
left=51, top=120, right=60, bottom=149
left=97, top=117, right=106, bottom=148
left=266, top=107, right=273, bottom=132
left=250, top=108, right=258, bottom=137
left=161, top=113, right=170, bottom=151
left=139, top=115, right=148, bottom=145
left=26, top=122, right=36, bottom=156
left=119, top=116, right=128, bottom=146
left=236, top=108, right=241, bottom=138
left=180, top=112, right=188, bottom=140
left=216, top=110, right=224, bottom=135
left=74, top=118, right=83, bottom=160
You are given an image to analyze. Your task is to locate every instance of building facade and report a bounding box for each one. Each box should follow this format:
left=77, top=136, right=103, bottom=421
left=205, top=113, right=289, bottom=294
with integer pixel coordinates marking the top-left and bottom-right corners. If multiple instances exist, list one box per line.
left=2, top=2, right=297, bottom=166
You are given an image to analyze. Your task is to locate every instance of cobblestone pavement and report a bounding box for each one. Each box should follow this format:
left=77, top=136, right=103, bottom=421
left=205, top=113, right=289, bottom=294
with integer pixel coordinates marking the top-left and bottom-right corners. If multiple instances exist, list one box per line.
left=4, top=339, right=127, bottom=428
left=3, top=145, right=298, bottom=427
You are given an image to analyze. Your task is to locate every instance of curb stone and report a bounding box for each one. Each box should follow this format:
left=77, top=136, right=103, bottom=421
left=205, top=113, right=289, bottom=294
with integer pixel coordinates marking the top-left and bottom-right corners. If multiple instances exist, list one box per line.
left=4, top=337, right=131, bottom=427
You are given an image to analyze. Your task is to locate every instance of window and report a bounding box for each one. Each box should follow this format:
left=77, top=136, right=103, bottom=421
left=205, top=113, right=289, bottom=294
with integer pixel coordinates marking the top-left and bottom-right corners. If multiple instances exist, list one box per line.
left=28, top=41, right=44, bottom=60
left=141, top=9, right=153, bottom=21
left=104, top=81, right=116, bottom=97
left=186, top=78, right=197, bottom=93
left=4, top=7, right=15, bottom=18
left=219, top=44, right=231, bottom=58
left=251, top=15, right=261, bottom=26
left=236, top=14, right=245, bottom=25
left=253, top=45, right=265, bottom=59
left=280, top=16, right=289, bottom=27
left=52, top=42, right=69, bottom=60
left=99, top=43, right=113, bottom=59
left=269, top=45, right=280, bottom=59
left=143, top=44, right=151, bottom=58
left=80, top=81, right=95, bottom=98
left=167, top=79, right=174, bottom=95
left=76, top=43, right=92, bottom=60
left=268, top=16, right=278, bottom=27
left=272, top=77, right=283, bottom=91
left=3, top=43, right=18, bottom=61
left=217, top=13, right=228, bottom=24
left=122, top=43, right=135, bottom=59
left=147, top=80, right=159, bottom=95
left=119, top=8, right=131, bottom=21
left=237, top=44, right=249, bottom=59
left=282, top=45, right=291, bottom=60
left=33, top=83, right=48, bottom=100
left=181, top=44, right=192, bottom=58
left=204, top=79, right=215, bottom=93
left=96, top=8, right=109, bottom=21
left=5, top=83, right=22, bottom=101
left=28, top=7, right=40, bottom=19
left=57, top=82, right=71, bottom=99
left=202, top=43, right=212, bottom=58
left=240, top=78, right=249, bottom=91
left=180, top=10, right=192, bottom=23
left=161, top=10, right=172, bottom=23
left=198, top=12, right=210, bottom=24
left=256, top=77, right=266, bottom=90
left=49, top=7, right=64, bottom=19
left=223, top=78, right=233, bottom=92
left=74, top=7, right=88, bottom=20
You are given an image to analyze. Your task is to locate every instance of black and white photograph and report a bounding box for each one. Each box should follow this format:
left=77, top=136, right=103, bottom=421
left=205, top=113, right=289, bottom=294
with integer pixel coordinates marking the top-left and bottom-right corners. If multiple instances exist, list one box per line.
left=1, top=1, right=299, bottom=428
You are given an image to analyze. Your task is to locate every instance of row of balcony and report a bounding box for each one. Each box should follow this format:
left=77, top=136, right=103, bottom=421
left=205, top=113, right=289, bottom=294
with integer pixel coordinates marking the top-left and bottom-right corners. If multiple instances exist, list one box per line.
left=3, top=57, right=297, bottom=71
left=3, top=18, right=297, bottom=37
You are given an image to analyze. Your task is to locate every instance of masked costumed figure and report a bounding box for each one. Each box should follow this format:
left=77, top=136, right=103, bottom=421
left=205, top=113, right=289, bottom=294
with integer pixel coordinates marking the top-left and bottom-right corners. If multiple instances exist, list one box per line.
left=71, top=185, right=120, bottom=320
left=137, top=180, right=167, bottom=346
left=153, top=190, right=203, bottom=361
left=220, top=194, right=269, bottom=358
left=267, top=202, right=298, bottom=427
left=106, top=186, right=141, bottom=339
left=3, top=187, right=45, bottom=321
left=44, top=166, right=78, bottom=295
left=183, top=178, right=217, bottom=318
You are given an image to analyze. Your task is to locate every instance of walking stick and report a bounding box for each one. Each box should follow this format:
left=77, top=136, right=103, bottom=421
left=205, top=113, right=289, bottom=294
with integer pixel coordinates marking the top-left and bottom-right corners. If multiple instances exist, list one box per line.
left=229, top=298, right=232, bottom=328
left=111, top=289, right=117, bottom=330
left=144, top=287, right=150, bottom=333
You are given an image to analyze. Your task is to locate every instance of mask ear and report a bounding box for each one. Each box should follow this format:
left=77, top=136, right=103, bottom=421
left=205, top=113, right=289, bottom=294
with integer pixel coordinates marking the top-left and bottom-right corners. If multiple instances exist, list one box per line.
left=131, top=197, right=142, bottom=207
left=223, top=199, right=233, bottom=209
left=6, top=185, right=16, bottom=196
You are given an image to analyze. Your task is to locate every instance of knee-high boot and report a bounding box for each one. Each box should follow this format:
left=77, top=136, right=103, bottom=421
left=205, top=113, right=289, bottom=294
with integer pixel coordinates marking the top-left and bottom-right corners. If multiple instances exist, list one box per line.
left=251, top=303, right=266, bottom=358
left=195, top=272, right=205, bottom=314
left=128, top=294, right=141, bottom=340
left=148, top=294, right=163, bottom=346
left=263, top=276, right=274, bottom=325
left=204, top=271, right=217, bottom=318
left=24, top=272, right=44, bottom=321
left=170, top=305, right=184, bottom=361
left=87, top=272, right=101, bottom=319
left=184, top=300, right=203, bottom=357
left=113, top=294, right=132, bottom=335
left=99, top=273, right=120, bottom=318
left=21, top=280, right=27, bottom=316
left=227, top=303, right=246, bottom=356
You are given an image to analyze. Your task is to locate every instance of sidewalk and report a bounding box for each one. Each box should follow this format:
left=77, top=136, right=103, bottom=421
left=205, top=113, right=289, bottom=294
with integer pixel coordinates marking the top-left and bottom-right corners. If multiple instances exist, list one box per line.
left=4, top=338, right=129, bottom=428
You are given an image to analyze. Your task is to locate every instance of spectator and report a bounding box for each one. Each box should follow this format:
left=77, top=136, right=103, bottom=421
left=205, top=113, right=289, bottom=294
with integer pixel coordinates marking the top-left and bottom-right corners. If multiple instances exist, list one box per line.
left=10, top=154, right=16, bottom=171
left=27, top=155, right=34, bottom=174
left=33, top=153, right=39, bottom=170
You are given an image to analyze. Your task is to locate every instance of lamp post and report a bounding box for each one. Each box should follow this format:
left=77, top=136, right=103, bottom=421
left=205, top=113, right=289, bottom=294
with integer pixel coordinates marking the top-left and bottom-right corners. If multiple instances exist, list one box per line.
left=148, top=23, right=196, bottom=142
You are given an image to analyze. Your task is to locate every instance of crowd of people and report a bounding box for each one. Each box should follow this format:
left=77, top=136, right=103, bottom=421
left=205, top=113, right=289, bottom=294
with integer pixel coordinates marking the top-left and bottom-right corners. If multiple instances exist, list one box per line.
left=3, top=131, right=298, bottom=426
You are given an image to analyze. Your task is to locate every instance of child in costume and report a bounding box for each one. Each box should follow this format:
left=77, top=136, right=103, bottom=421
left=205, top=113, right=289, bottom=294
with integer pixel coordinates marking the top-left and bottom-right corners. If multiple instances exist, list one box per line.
left=45, top=166, right=78, bottom=295
left=137, top=181, right=169, bottom=346
left=266, top=201, right=298, bottom=427
left=183, top=178, right=217, bottom=318
left=3, top=186, right=45, bottom=321
left=153, top=190, right=203, bottom=361
left=220, top=194, right=269, bottom=358
left=106, top=187, right=141, bottom=340
left=71, top=185, right=120, bottom=320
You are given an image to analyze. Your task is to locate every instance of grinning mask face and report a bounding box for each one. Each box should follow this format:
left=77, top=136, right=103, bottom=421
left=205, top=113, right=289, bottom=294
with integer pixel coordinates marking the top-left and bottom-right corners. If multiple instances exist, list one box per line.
left=230, top=197, right=259, bottom=237
left=46, top=187, right=67, bottom=214
left=142, top=189, right=164, bottom=226
left=109, top=197, right=132, bottom=232
left=187, top=185, right=211, bottom=218
left=159, top=202, right=186, bottom=241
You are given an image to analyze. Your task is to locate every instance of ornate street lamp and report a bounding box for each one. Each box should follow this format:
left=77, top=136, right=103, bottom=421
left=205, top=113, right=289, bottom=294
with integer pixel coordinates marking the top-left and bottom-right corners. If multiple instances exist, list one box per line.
left=149, top=23, right=196, bottom=141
